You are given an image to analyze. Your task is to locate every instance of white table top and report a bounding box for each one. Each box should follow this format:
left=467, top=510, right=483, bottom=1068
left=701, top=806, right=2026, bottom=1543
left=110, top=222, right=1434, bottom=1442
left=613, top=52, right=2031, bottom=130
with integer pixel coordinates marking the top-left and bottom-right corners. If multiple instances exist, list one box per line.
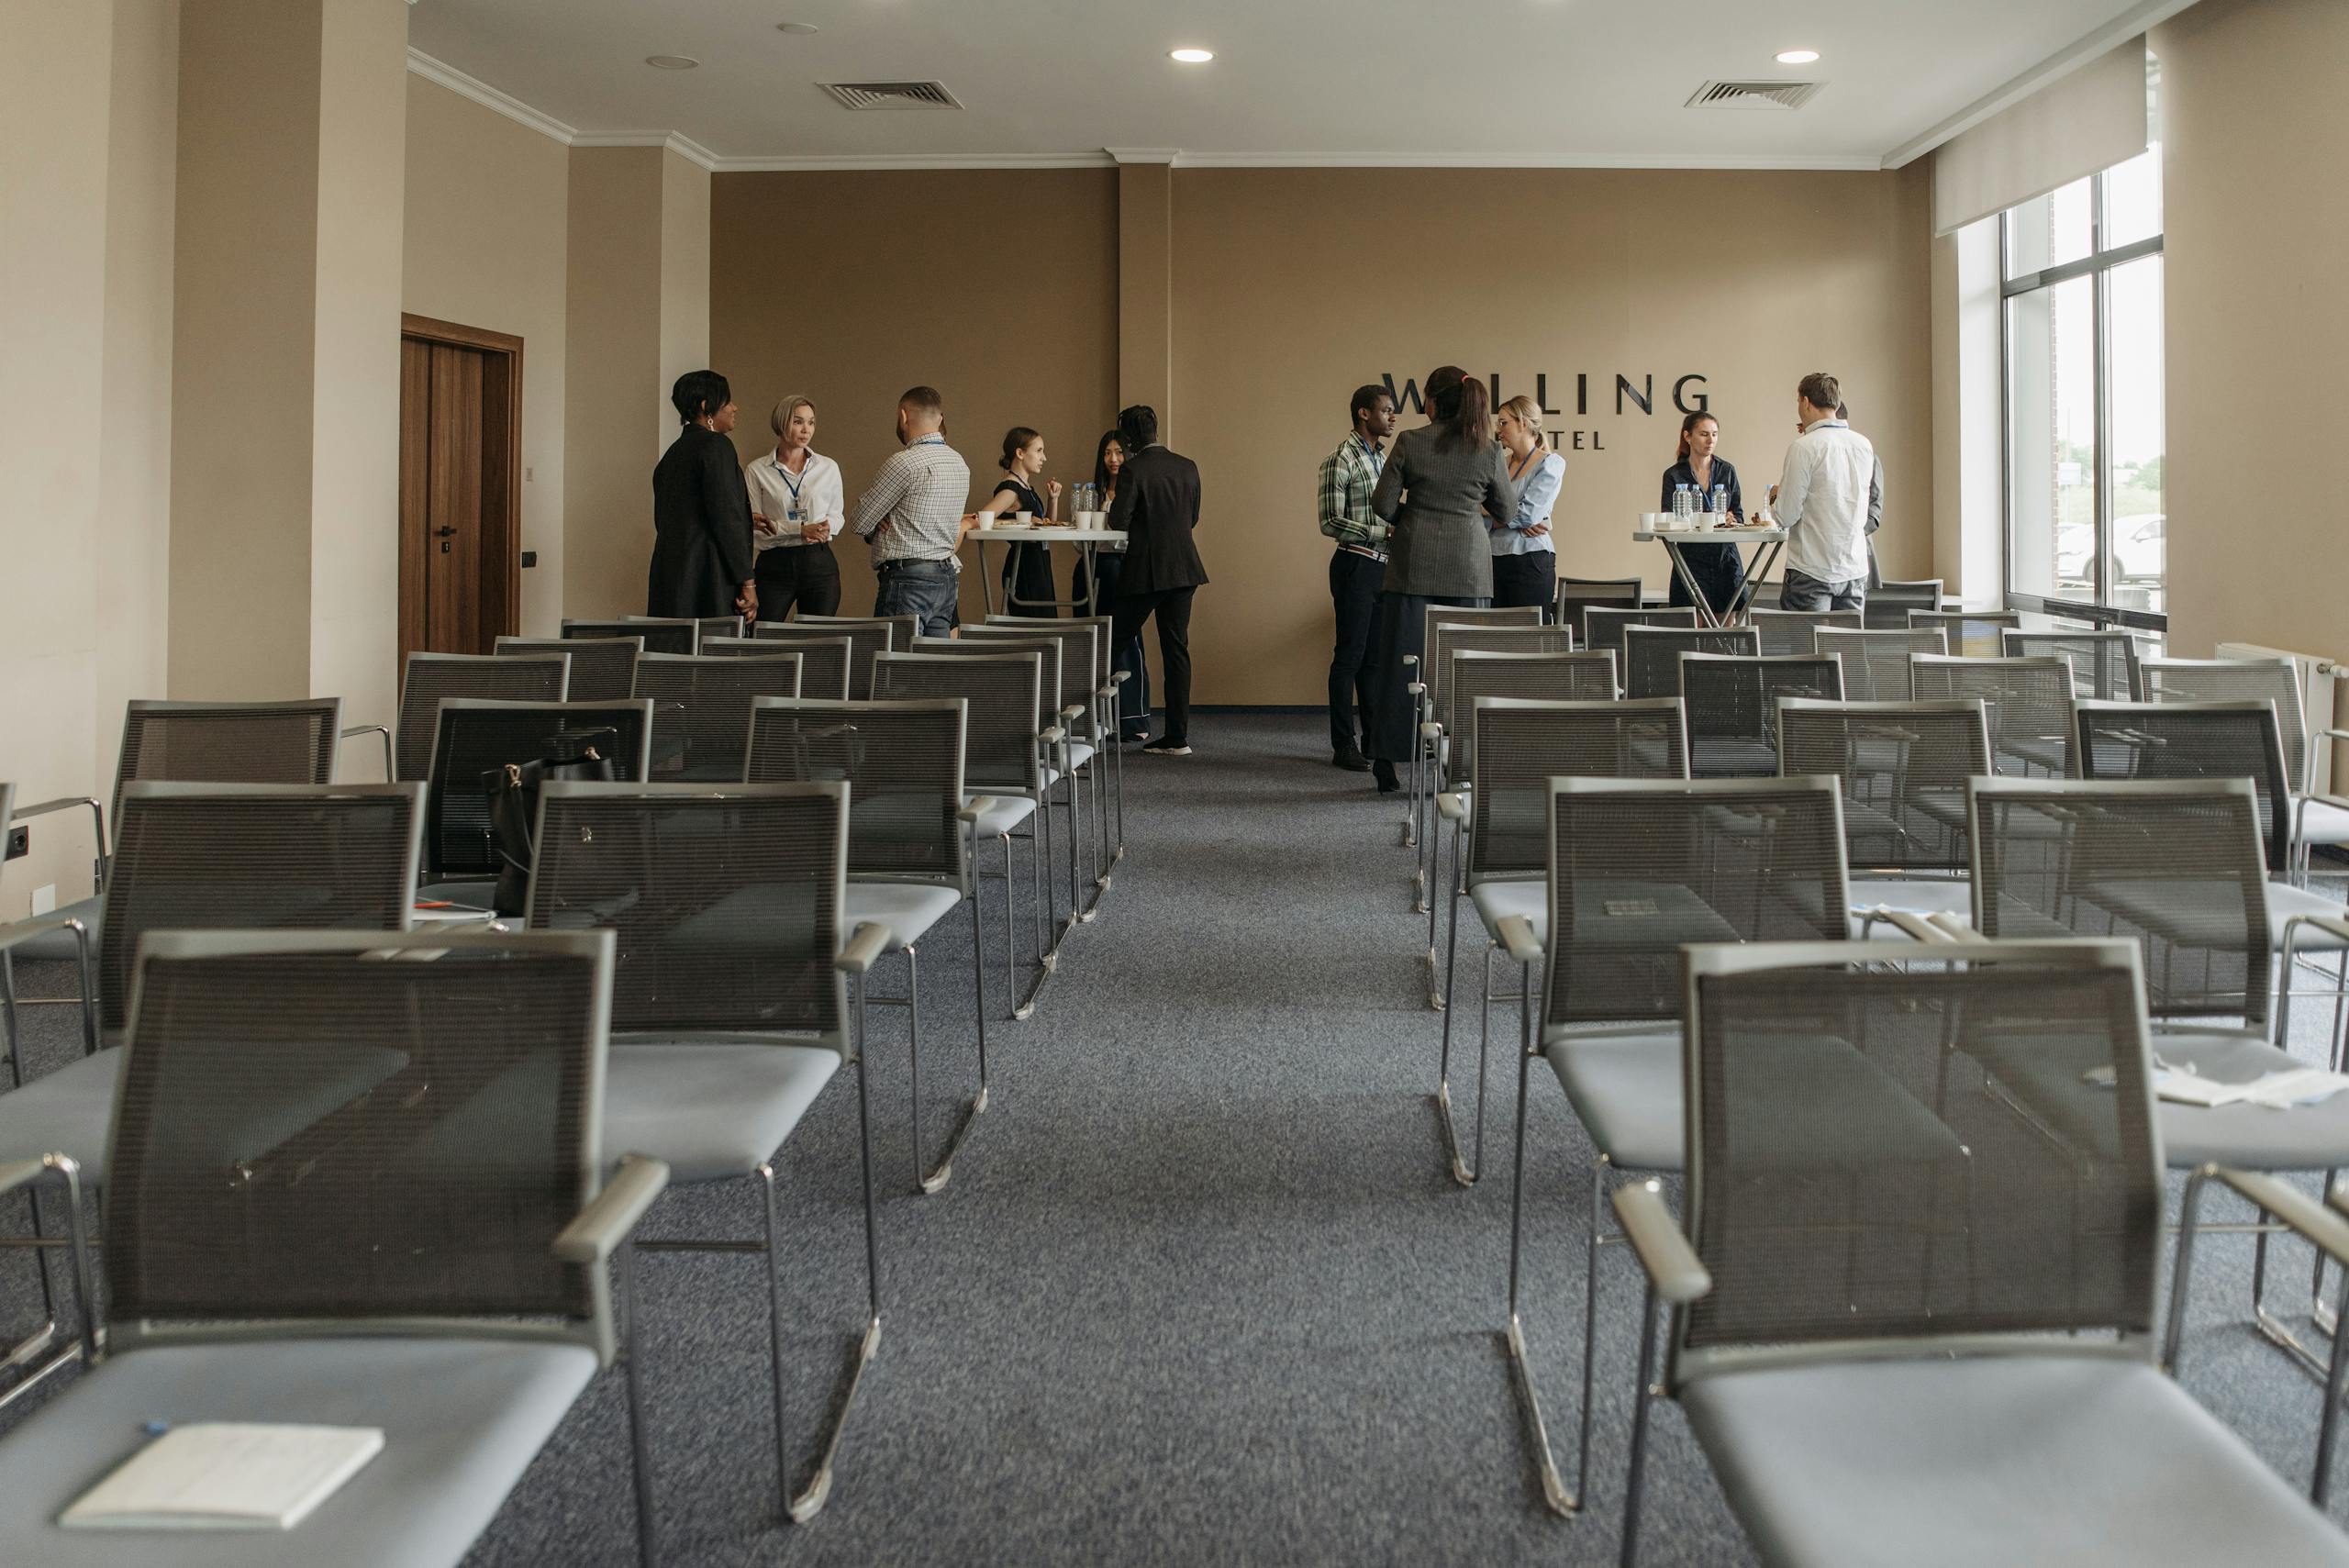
left=1633, top=524, right=1787, bottom=543
left=969, top=526, right=1128, bottom=543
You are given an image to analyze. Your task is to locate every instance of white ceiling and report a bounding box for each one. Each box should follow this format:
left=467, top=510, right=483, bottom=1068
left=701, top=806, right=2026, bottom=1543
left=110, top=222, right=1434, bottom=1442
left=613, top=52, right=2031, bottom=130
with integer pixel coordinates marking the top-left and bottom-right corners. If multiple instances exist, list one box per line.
left=405, top=0, right=2187, bottom=171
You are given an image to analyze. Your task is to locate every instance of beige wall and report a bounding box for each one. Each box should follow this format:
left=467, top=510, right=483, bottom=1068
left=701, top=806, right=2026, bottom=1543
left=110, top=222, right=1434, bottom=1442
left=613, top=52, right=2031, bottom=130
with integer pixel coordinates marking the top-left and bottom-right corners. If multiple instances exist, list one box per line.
left=403, top=75, right=570, bottom=634
left=562, top=147, right=666, bottom=617
left=2156, top=0, right=2349, bottom=661
left=658, top=147, right=712, bottom=457
left=710, top=169, right=1122, bottom=624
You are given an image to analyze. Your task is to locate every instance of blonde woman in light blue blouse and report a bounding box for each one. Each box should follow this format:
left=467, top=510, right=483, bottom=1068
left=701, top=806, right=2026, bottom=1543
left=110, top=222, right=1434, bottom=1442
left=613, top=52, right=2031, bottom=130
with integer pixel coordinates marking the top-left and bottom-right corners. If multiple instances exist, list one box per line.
left=1489, top=395, right=1562, bottom=611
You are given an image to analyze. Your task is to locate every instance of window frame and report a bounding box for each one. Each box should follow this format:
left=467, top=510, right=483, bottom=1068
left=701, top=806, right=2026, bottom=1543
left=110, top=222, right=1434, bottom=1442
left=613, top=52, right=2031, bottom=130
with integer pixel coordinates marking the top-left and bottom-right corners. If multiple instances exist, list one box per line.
left=1999, top=171, right=2166, bottom=634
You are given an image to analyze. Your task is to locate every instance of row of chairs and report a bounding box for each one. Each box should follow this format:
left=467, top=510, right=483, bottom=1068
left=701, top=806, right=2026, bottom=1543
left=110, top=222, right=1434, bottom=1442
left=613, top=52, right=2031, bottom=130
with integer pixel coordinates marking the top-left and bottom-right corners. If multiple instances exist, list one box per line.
left=1553, top=572, right=1951, bottom=636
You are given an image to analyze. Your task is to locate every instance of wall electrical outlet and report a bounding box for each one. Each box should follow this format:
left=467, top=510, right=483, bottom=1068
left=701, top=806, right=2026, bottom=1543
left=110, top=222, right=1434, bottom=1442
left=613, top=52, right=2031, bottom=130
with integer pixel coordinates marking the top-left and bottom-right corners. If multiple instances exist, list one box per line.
left=31, top=884, right=56, bottom=916
left=3, top=824, right=26, bottom=860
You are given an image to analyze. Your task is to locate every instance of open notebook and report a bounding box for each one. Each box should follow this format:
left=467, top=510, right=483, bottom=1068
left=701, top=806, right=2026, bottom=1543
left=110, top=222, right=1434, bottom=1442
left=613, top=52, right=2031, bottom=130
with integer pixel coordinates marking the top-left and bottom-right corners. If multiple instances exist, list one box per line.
left=62, top=1423, right=384, bottom=1530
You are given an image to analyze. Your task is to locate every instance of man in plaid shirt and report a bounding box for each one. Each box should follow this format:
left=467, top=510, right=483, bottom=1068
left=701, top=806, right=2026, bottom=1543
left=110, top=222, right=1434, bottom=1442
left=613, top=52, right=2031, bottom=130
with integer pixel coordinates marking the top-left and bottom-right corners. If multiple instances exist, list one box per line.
left=1319, top=383, right=1398, bottom=770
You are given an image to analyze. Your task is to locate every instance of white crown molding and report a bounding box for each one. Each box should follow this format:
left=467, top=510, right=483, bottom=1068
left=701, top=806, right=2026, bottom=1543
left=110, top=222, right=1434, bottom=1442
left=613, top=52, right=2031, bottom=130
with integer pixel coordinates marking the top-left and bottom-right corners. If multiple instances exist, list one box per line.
left=1880, top=0, right=2200, bottom=168
left=406, top=49, right=576, bottom=145
left=1104, top=147, right=1180, bottom=166
left=710, top=150, right=1117, bottom=172
left=568, top=129, right=721, bottom=171
left=1171, top=150, right=1887, bottom=171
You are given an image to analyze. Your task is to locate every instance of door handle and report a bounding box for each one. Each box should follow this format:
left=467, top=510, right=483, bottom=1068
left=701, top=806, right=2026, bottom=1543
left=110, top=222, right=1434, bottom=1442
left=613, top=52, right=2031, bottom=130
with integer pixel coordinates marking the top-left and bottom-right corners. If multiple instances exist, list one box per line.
left=434, top=527, right=457, bottom=539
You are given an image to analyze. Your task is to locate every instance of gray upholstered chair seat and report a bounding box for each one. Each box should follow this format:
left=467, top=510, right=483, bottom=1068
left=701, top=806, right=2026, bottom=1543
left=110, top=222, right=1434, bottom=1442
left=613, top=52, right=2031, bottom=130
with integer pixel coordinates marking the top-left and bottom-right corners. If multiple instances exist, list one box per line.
left=415, top=878, right=499, bottom=911
left=5, top=895, right=101, bottom=962
left=962, top=794, right=1037, bottom=836
left=604, top=1041, right=840, bottom=1183
left=1687, top=737, right=1779, bottom=777
left=1997, top=734, right=2070, bottom=774
left=1555, top=879, right=1742, bottom=951
left=1469, top=879, right=1545, bottom=946
left=2078, top=878, right=2349, bottom=951
left=0, top=1337, right=597, bottom=1568
left=1065, top=740, right=1095, bottom=769
left=1681, top=1354, right=2349, bottom=1568
left=843, top=882, right=963, bottom=952
left=1547, top=1029, right=1962, bottom=1173
left=2296, top=795, right=2349, bottom=847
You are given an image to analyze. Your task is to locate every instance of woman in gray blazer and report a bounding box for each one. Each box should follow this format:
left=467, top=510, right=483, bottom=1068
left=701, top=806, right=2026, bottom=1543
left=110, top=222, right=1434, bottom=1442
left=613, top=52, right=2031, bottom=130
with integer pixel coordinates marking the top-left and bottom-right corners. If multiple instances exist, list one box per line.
left=1360, top=365, right=1517, bottom=792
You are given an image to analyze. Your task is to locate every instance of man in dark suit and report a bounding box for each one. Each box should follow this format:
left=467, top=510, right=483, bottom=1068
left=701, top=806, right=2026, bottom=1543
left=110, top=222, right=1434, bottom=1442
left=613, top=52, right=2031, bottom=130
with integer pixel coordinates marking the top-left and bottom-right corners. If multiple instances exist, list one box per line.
left=1104, top=404, right=1205, bottom=755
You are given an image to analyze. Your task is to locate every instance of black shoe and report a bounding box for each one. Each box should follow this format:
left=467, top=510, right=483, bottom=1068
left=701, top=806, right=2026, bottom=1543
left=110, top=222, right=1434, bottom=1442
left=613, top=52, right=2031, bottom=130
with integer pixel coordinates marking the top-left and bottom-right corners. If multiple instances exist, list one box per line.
left=1373, top=761, right=1400, bottom=794
left=1332, top=743, right=1371, bottom=773
left=1142, top=740, right=1192, bottom=756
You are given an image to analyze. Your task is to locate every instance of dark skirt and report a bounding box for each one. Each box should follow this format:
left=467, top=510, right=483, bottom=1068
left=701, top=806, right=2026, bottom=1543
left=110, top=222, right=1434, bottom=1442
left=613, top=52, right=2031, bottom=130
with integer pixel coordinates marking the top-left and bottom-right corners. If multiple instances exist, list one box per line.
left=1363, top=590, right=1488, bottom=763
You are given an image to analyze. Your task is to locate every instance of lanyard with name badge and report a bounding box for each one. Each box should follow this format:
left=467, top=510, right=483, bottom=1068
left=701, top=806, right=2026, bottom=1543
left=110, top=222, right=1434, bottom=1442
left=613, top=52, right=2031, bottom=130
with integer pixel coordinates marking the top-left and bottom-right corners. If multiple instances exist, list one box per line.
left=774, top=454, right=812, bottom=532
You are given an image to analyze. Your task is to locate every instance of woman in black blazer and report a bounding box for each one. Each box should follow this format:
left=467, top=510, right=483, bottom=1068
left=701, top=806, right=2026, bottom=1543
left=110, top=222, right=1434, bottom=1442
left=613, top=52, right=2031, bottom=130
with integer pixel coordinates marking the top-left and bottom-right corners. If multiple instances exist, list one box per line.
left=648, top=369, right=757, bottom=620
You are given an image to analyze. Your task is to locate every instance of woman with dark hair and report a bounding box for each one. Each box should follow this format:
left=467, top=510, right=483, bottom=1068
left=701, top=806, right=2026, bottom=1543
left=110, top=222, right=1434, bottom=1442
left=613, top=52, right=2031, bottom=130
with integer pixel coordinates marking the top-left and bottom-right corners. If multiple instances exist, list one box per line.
left=1074, top=429, right=1151, bottom=739
left=1660, top=410, right=1745, bottom=617
left=1358, top=365, right=1518, bottom=793
left=969, top=427, right=1061, bottom=618
left=649, top=368, right=757, bottom=620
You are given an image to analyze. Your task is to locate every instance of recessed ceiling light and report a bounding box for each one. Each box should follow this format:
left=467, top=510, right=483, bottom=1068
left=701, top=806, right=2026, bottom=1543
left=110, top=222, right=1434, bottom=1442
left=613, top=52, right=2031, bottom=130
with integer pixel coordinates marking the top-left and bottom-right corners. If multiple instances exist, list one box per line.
left=775, top=21, right=818, bottom=35
left=645, top=55, right=699, bottom=71
left=1169, top=48, right=1214, bottom=64
left=1775, top=49, right=1820, bottom=64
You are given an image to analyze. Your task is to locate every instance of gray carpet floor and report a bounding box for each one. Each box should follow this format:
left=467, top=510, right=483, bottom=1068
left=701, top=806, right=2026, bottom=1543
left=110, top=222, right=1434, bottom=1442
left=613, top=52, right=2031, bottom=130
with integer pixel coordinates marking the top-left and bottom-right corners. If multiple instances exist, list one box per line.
left=6, top=707, right=2349, bottom=1565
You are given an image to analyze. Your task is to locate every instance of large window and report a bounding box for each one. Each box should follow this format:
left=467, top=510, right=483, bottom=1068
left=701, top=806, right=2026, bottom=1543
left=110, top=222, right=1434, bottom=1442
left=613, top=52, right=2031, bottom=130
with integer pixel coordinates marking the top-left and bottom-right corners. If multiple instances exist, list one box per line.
left=2001, top=131, right=2165, bottom=628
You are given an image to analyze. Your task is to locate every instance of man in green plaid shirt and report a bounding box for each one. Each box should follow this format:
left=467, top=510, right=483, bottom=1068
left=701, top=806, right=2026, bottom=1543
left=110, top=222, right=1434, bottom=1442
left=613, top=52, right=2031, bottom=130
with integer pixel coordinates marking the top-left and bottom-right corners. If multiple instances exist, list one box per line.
left=1319, top=383, right=1398, bottom=770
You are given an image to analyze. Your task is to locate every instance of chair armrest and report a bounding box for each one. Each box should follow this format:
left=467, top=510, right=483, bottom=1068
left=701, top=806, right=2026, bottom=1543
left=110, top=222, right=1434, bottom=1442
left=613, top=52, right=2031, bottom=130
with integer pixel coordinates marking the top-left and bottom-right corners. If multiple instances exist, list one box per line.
left=0, top=1158, right=57, bottom=1200
left=9, top=795, right=106, bottom=879
left=1497, top=913, right=1543, bottom=965
left=1436, top=792, right=1470, bottom=824
left=1112, top=671, right=1130, bottom=685
left=1612, top=1179, right=1711, bottom=1305
left=340, top=723, right=393, bottom=781
left=1926, top=912, right=1987, bottom=943
left=957, top=795, right=996, bottom=826
left=1407, top=682, right=1425, bottom=697
left=1403, top=654, right=1418, bottom=672
left=2287, top=914, right=2349, bottom=951
left=2213, top=1170, right=2349, bottom=1273
left=1874, top=909, right=1958, bottom=945
left=1060, top=704, right=1085, bottom=724
left=838, top=920, right=891, bottom=975
left=551, top=1154, right=672, bottom=1265
left=1419, top=721, right=1443, bottom=742
left=0, top=912, right=92, bottom=959
left=1040, top=725, right=1065, bottom=748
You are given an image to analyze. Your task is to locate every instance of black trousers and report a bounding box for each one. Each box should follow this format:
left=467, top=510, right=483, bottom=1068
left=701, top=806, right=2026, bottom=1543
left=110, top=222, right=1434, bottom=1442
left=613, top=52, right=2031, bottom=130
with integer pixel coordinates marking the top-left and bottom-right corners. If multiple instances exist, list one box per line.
left=1364, top=589, right=1487, bottom=764
left=1112, top=587, right=1195, bottom=747
left=1489, top=550, right=1555, bottom=614
left=1076, top=551, right=1151, bottom=737
left=1003, top=541, right=1058, bottom=619
left=1328, top=550, right=1385, bottom=750
left=753, top=543, right=841, bottom=620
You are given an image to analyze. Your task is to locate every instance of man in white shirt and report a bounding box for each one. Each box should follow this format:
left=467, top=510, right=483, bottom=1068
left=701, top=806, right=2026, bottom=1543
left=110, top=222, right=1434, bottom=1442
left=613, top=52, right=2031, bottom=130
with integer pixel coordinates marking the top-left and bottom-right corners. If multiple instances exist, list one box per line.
left=1771, top=372, right=1876, bottom=613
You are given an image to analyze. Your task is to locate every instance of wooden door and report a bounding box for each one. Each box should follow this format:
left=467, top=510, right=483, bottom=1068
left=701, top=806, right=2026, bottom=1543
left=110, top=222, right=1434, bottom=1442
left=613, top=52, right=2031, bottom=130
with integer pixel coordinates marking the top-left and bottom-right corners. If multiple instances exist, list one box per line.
left=397, top=315, right=521, bottom=658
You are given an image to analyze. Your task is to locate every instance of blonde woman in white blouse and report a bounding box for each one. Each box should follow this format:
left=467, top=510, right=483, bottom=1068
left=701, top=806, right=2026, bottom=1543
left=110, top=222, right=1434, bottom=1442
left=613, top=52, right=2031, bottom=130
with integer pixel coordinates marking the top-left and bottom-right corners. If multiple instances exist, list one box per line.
left=745, top=395, right=847, bottom=619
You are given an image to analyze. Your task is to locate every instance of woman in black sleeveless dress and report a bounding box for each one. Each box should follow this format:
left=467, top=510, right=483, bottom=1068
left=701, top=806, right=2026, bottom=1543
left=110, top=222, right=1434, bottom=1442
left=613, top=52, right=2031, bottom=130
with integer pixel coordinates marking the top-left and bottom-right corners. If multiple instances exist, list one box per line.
left=976, top=427, right=1061, bottom=619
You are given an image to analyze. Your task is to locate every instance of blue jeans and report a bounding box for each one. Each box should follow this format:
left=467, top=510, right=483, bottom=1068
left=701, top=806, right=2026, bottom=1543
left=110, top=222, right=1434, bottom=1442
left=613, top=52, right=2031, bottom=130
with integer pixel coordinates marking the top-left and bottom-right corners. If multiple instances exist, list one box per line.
left=874, top=559, right=958, bottom=636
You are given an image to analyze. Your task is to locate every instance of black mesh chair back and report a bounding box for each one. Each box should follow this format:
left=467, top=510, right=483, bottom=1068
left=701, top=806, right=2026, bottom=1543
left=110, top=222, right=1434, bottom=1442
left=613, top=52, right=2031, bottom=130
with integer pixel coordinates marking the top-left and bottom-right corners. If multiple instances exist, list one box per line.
left=1422, top=603, right=1541, bottom=651
left=1584, top=606, right=1698, bottom=662
left=1424, top=618, right=1574, bottom=715
left=707, top=635, right=852, bottom=699
left=1910, top=654, right=2076, bottom=777
left=1815, top=626, right=1947, bottom=701
left=566, top=617, right=696, bottom=655
left=1542, top=777, right=1850, bottom=1030
left=425, top=699, right=654, bottom=879
left=690, top=615, right=745, bottom=642
left=1749, top=609, right=1862, bottom=656
left=1971, top=778, right=2271, bottom=1029
left=1622, top=626, right=1759, bottom=700
left=529, top=782, right=852, bottom=1049
left=961, top=623, right=1100, bottom=740
left=909, top=637, right=1063, bottom=740
left=632, top=652, right=803, bottom=782
left=1444, top=652, right=1620, bottom=788
left=2142, top=657, right=2310, bottom=791
left=1776, top=698, right=1991, bottom=875
left=1555, top=576, right=1643, bottom=638
left=747, top=697, right=968, bottom=891
left=395, top=653, right=569, bottom=783
left=1679, top=654, right=1845, bottom=778
left=496, top=636, right=639, bottom=702
left=874, top=651, right=1044, bottom=796
left=1466, top=696, right=1687, bottom=884
left=800, top=613, right=918, bottom=663
left=1907, top=608, right=2023, bottom=659
left=100, top=783, right=422, bottom=1036
left=2072, top=699, right=2295, bottom=873
left=757, top=619, right=892, bottom=699
left=1863, top=576, right=1943, bottom=630
left=1674, top=940, right=2156, bottom=1371
left=107, top=928, right=619, bottom=1352
left=2007, top=628, right=2143, bottom=702
left=113, top=699, right=343, bottom=829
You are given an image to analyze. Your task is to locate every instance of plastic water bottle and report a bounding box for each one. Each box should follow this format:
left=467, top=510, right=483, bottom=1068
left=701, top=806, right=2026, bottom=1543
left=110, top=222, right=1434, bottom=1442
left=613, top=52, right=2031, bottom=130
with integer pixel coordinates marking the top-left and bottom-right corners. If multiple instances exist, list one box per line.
left=1674, top=484, right=1692, bottom=523
left=1709, top=484, right=1728, bottom=521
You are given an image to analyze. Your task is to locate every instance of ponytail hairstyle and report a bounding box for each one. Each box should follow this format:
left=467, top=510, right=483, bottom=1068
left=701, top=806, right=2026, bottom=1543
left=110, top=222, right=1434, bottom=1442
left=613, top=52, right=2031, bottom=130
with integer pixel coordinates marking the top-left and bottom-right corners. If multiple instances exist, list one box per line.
left=1426, top=364, right=1490, bottom=452
left=1676, top=410, right=1719, bottom=462
left=998, top=427, right=1041, bottom=473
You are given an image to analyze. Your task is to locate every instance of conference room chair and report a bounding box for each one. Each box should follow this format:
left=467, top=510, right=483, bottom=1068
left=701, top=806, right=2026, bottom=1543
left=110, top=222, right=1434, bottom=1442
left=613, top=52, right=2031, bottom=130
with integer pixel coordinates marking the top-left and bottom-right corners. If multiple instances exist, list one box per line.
left=1812, top=625, right=1948, bottom=701
left=618, top=612, right=738, bottom=646
left=1620, top=626, right=1758, bottom=701
left=362, top=651, right=568, bottom=784
left=1, top=696, right=344, bottom=971
left=796, top=613, right=919, bottom=683
left=2142, top=656, right=2349, bottom=882
left=1906, top=607, right=2022, bottom=659
left=529, top=780, right=888, bottom=1524
left=1493, top=775, right=1855, bottom=1517
left=1611, top=939, right=2349, bottom=1567
left=707, top=634, right=853, bottom=698
left=1057, top=614, right=1132, bottom=871
left=632, top=651, right=802, bottom=783
left=962, top=622, right=1106, bottom=919
left=1430, top=695, right=1688, bottom=1187
left=1580, top=606, right=1698, bottom=667
left=1862, top=574, right=1943, bottom=629
left=758, top=618, right=894, bottom=699
left=747, top=696, right=992, bottom=1193
left=0, top=927, right=673, bottom=1568
left=1676, top=652, right=1844, bottom=778
left=1777, top=696, right=1991, bottom=934
left=1909, top=652, right=2076, bottom=776
left=1405, top=606, right=1543, bottom=862
left=2006, top=626, right=2143, bottom=700
left=567, top=616, right=696, bottom=655
left=1409, top=622, right=1583, bottom=929
left=497, top=633, right=641, bottom=702
left=874, top=650, right=1056, bottom=1019
left=1747, top=608, right=1860, bottom=657
left=1554, top=576, right=1640, bottom=638
left=419, top=698, right=651, bottom=906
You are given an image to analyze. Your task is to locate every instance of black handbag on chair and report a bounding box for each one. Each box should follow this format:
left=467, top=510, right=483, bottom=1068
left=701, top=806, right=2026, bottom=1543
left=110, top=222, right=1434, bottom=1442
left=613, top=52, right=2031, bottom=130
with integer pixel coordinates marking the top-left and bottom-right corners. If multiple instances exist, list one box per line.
left=483, top=728, right=618, bottom=917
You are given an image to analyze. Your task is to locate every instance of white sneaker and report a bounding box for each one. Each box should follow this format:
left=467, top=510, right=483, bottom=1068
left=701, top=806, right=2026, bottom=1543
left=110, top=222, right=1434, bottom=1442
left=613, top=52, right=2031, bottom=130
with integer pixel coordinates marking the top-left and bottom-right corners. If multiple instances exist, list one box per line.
left=1141, top=740, right=1192, bottom=756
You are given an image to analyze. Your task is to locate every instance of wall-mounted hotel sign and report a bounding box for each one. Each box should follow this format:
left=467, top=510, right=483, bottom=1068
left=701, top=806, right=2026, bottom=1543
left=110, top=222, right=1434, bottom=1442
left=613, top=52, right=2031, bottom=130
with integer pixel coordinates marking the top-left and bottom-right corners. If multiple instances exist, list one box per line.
left=1379, top=371, right=1710, bottom=453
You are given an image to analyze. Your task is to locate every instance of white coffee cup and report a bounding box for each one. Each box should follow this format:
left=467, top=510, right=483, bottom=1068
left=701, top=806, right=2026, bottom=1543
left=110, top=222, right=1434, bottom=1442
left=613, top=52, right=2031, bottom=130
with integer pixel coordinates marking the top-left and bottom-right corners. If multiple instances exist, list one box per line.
left=1015, top=511, right=1033, bottom=525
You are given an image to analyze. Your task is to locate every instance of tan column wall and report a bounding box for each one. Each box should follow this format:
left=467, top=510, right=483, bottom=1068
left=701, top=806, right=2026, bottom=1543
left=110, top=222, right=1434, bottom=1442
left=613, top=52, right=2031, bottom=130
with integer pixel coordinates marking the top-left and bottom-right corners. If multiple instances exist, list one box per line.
left=562, top=147, right=667, bottom=617
left=1118, top=162, right=1174, bottom=437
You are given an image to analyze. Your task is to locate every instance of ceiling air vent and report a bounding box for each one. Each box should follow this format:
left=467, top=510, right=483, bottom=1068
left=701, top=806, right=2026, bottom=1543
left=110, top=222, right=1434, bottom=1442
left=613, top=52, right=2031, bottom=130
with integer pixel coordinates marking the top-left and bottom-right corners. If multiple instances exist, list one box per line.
left=821, top=80, right=963, bottom=111
left=1686, top=80, right=1824, bottom=110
